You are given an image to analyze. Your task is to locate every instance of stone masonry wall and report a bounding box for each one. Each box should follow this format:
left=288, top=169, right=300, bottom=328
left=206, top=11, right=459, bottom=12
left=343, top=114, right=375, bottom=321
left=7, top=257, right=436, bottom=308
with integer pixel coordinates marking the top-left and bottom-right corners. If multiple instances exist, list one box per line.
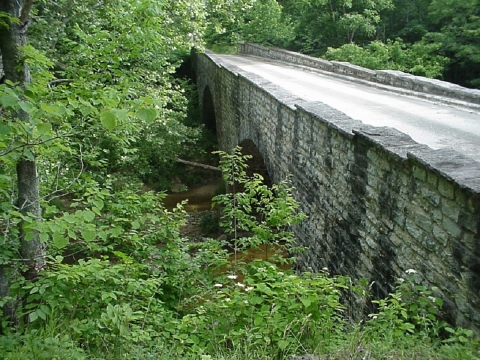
left=194, top=49, right=480, bottom=332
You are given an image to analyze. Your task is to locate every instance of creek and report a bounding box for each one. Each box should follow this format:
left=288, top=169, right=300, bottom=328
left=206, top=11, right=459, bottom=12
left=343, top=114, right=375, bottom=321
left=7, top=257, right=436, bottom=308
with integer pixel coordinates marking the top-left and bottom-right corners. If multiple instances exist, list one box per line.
left=163, top=178, right=221, bottom=212
left=163, top=179, right=291, bottom=271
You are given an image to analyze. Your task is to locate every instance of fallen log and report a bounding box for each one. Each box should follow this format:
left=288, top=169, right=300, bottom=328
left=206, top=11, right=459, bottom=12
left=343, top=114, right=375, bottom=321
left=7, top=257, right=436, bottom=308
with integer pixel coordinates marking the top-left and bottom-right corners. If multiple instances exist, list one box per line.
left=177, top=158, right=222, bottom=172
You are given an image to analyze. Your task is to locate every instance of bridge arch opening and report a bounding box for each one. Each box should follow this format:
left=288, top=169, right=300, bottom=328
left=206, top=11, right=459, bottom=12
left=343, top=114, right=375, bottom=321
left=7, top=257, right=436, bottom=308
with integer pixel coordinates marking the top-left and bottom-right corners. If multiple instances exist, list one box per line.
left=202, top=86, right=217, bottom=134
left=238, top=139, right=272, bottom=187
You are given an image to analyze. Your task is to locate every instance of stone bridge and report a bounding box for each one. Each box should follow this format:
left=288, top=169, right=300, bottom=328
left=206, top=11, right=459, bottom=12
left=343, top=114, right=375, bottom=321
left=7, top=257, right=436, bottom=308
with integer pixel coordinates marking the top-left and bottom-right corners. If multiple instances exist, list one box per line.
left=194, top=43, right=480, bottom=331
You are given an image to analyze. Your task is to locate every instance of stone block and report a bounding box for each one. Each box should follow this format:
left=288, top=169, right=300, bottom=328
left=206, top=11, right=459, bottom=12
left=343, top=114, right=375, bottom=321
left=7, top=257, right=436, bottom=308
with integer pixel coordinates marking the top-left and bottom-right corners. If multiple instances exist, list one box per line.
left=414, top=209, right=433, bottom=233
left=439, top=177, right=455, bottom=200
left=420, top=187, right=441, bottom=207
left=433, top=225, right=449, bottom=247
left=443, top=217, right=462, bottom=239
left=441, top=198, right=460, bottom=222
left=412, top=165, right=427, bottom=181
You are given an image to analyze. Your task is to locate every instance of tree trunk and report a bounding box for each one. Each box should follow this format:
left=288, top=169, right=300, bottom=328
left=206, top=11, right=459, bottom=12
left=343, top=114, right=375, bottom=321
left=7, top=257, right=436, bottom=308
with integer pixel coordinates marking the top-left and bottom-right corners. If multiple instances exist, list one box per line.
left=0, top=0, right=44, bottom=302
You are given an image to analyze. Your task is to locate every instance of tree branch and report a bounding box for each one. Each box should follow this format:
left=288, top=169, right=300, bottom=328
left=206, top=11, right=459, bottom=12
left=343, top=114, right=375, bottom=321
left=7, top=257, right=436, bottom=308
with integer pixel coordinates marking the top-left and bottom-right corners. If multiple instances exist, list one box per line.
left=19, top=0, right=33, bottom=26
left=48, top=78, right=74, bottom=88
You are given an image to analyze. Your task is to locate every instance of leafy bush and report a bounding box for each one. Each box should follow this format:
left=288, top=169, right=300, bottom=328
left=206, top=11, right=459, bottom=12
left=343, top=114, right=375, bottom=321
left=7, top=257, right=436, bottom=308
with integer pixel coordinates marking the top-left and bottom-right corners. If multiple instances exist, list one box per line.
left=173, top=261, right=348, bottom=357
left=325, top=38, right=449, bottom=78
left=199, top=211, right=220, bottom=234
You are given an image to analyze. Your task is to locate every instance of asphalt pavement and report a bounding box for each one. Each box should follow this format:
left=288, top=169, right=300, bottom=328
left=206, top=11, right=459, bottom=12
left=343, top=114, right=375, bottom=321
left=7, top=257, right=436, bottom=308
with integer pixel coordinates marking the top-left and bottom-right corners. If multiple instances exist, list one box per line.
left=220, top=54, right=480, bottom=163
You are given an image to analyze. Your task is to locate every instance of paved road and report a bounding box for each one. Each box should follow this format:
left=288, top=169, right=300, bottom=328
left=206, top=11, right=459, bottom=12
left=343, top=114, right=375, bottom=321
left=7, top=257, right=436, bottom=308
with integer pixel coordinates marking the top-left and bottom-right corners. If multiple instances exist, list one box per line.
left=220, top=54, right=480, bottom=163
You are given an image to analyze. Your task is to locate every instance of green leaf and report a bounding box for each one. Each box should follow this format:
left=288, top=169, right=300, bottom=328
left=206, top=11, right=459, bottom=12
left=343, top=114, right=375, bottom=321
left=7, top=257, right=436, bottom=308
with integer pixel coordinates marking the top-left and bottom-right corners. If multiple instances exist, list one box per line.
left=40, top=103, right=63, bottom=116
left=53, top=232, right=68, bottom=249
left=93, top=199, right=104, bottom=210
left=36, top=308, right=47, bottom=320
left=82, top=210, right=95, bottom=222
left=100, top=110, right=117, bottom=130
left=40, top=305, right=50, bottom=315
left=278, top=339, right=289, bottom=350
left=110, top=226, right=123, bottom=237
left=0, top=94, right=18, bottom=108
left=0, top=124, right=12, bottom=135
left=23, top=90, right=36, bottom=100
left=300, top=297, right=311, bottom=308
left=29, top=311, right=39, bottom=322
left=137, top=108, right=158, bottom=124
left=37, top=123, right=52, bottom=135
left=39, top=232, right=49, bottom=243
left=80, top=105, right=92, bottom=116
left=81, top=229, right=96, bottom=241
left=458, top=336, right=468, bottom=343
left=64, top=214, right=76, bottom=224
left=24, top=150, right=35, bottom=161
left=112, top=109, right=128, bottom=122
left=19, top=101, right=34, bottom=112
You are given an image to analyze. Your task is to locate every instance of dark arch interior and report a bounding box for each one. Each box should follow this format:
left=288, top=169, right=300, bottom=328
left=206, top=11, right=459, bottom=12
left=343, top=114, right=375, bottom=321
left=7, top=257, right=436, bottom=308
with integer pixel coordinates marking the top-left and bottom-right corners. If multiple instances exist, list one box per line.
left=238, top=139, right=272, bottom=187
left=202, top=86, right=217, bottom=134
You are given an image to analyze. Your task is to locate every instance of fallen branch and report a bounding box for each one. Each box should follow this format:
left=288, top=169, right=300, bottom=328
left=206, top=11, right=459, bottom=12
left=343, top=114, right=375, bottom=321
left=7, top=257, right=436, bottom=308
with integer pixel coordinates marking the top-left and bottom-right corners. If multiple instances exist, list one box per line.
left=177, top=158, right=221, bottom=172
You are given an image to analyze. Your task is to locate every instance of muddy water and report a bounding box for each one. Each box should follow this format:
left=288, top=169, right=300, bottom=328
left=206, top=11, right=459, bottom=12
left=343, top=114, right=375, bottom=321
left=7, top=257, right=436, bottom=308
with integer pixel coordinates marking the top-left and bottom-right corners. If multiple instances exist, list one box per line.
left=163, top=178, right=221, bottom=211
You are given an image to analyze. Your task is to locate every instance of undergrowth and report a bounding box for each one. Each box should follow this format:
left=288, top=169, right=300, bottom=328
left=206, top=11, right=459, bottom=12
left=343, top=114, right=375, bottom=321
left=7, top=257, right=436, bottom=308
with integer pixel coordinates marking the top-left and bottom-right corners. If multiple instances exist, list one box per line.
left=0, top=148, right=478, bottom=360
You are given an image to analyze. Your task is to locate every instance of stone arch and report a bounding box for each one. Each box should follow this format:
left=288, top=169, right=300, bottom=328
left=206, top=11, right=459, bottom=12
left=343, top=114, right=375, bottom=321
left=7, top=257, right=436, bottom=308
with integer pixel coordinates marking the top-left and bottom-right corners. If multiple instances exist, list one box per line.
left=238, top=139, right=272, bottom=187
left=202, top=86, right=217, bottom=134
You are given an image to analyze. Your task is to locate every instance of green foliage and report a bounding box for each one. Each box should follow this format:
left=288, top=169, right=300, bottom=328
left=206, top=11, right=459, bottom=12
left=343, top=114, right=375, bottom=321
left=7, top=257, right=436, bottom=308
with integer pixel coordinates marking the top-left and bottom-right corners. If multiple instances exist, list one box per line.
left=174, top=262, right=348, bottom=356
left=426, top=0, right=480, bottom=87
left=213, top=147, right=306, bottom=267
left=199, top=211, right=220, bottom=234
left=325, top=38, right=449, bottom=78
left=0, top=11, right=19, bottom=30
left=1, top=151, right=479, bottom=359
left=280, top=0, right=394, bottom=54
left=205, top=0, right=294, bottom=48
left=366, top=271, right=444, bottom=339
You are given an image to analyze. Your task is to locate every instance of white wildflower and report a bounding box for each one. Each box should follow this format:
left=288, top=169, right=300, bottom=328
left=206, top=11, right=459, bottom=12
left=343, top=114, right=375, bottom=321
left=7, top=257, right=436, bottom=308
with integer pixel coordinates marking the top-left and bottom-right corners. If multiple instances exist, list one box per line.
left=214, top=283, right=223, bottom=287
left=245, top=286, right=254, bottom=292
left=236, top=282, right=245, bottom=288
left=406, top=269, right=417, bottom=275
left=225, top=298, right=231, bottom=302
left=227, top=274, right=238, bottom=280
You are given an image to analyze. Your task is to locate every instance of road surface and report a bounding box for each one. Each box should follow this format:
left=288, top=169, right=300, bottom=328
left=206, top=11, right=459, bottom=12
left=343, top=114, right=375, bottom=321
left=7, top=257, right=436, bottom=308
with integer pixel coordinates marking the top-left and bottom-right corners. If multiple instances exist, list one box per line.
left=219, top=54, right=480, bottom=163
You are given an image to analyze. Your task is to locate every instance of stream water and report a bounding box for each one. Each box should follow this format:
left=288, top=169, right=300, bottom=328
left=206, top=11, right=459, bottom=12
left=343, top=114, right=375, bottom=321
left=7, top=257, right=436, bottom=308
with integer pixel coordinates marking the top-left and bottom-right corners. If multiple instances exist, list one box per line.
left=163, top=179, right=291, bottom=271
left=162, top=178, right=221, bottom=212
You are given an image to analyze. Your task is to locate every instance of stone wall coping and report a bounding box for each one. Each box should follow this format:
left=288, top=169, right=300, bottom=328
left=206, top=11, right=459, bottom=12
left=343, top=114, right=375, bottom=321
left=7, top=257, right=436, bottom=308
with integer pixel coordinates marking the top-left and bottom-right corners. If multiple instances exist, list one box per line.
left=408, top=148, right=480, bottom=195
left=205, top=50, right=306, bottom=110
left=238, top=43, right=480, bottom=108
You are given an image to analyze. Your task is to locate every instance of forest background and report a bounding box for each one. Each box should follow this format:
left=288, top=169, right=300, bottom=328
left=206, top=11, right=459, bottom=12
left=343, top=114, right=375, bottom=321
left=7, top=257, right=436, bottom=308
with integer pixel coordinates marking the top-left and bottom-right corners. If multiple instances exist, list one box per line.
left=0, top=0, right=479, bottom=359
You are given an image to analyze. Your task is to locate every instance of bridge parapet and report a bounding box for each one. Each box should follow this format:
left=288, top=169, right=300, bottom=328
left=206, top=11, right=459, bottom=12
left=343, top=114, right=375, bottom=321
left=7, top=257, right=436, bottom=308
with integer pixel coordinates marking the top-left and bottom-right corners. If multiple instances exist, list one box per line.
left=238, top=43, right=480, bottom=108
